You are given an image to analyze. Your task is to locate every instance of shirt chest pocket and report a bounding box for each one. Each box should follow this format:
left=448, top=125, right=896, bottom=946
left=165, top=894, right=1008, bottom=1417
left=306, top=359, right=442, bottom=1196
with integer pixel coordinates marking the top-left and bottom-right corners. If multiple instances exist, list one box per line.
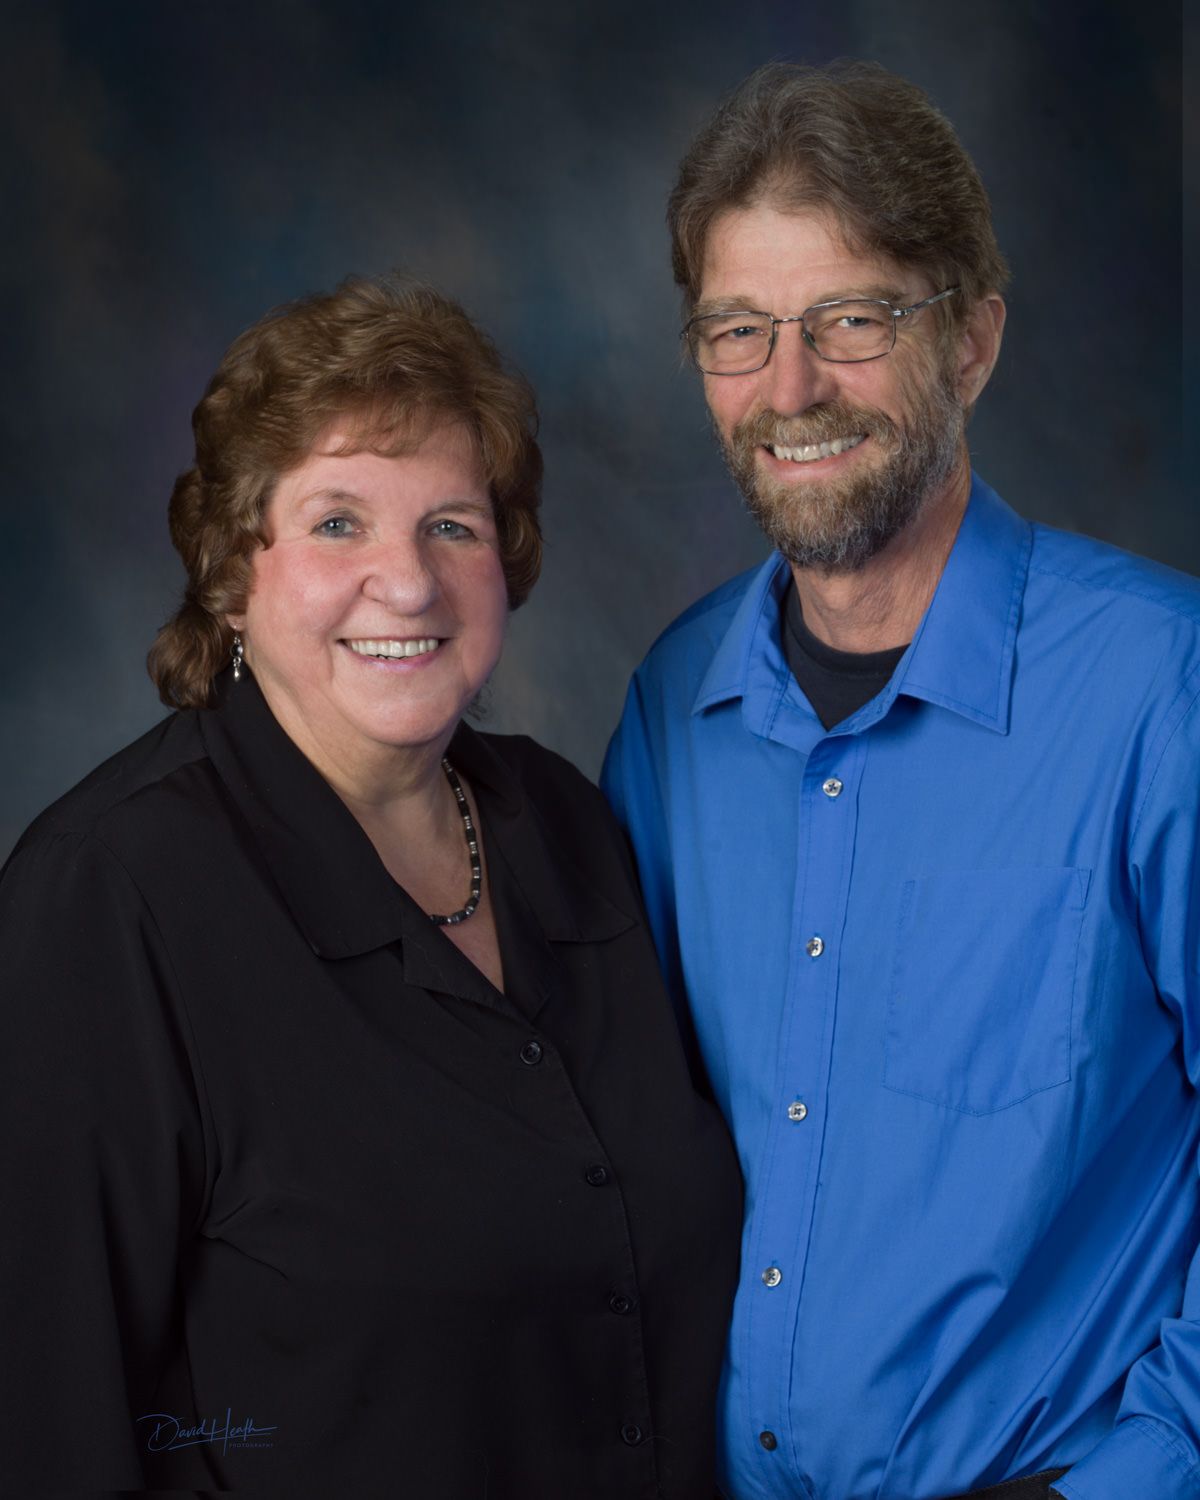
left=883, top=866, right=1090, bottom=1115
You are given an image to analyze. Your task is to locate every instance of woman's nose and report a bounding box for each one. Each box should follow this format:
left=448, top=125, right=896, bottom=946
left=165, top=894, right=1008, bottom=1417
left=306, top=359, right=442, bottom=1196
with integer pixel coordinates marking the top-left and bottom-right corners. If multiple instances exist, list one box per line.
left=360, top=540, right=440, bottom=613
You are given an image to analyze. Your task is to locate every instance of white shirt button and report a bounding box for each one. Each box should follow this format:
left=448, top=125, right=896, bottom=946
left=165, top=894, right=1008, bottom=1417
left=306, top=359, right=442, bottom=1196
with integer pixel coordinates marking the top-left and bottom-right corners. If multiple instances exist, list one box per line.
left=787, top=1100, right=808, bottom=1122
left=761, top=1266, right=783, bottom=1288
left=806, top=936, right=824, bottom=958
left=822, top=777, right=844, bottom=798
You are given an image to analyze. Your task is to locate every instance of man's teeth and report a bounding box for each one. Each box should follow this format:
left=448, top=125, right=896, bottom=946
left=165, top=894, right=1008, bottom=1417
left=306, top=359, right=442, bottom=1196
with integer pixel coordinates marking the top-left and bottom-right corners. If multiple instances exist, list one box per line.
left=768, top=434, right=866, bottom=463
left=346, top=638, right=440, bottom=659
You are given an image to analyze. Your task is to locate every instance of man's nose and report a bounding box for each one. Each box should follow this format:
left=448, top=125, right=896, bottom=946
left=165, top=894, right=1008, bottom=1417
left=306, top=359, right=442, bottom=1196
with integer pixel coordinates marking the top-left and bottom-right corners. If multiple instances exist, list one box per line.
left=758, top=322, right=839, bottom=417
left=361, top=540, right=441, bottom=612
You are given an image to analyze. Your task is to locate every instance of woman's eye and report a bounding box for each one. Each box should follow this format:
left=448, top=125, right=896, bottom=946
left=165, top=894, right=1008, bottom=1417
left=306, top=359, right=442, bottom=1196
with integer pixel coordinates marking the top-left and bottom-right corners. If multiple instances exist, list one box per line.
left=430, top=519, right=471, bottom=539
left=315, top=515, right=357, bottom=538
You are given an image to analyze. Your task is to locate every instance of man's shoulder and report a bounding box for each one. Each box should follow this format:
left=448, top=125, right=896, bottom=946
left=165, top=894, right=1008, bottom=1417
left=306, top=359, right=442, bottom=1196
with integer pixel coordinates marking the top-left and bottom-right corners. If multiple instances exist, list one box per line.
left=1027, top=521, right=1200, bottom=631
left=635, top=558, right=772, bottom=683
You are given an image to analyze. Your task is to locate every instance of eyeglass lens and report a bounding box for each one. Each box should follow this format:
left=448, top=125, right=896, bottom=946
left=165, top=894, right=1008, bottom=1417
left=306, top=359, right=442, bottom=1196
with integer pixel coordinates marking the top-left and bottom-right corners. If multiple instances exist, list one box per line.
left=689, top=300, right=896, bottom=372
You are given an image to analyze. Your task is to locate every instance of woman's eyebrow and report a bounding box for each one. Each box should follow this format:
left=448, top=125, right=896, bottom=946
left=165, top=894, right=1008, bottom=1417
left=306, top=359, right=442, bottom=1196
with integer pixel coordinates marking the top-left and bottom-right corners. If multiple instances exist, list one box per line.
left=432, top=498, right=494, bottom=514
left=295, top=486, right=366, bottom=510
left=295, top=489, right=494, bottom=517
left=416, top=498, right=495, bottom=525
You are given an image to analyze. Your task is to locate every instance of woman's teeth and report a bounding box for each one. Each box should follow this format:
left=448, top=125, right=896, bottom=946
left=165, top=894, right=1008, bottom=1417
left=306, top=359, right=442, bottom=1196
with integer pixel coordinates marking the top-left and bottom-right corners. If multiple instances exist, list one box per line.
left=768, top=434, right=866, bottom=463
left=345, top=638, right=440, bottom=659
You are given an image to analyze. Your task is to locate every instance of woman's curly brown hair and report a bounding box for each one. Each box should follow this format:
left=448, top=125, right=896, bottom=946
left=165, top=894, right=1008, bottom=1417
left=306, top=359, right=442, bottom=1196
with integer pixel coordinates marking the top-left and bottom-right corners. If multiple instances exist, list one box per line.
left=148, top=276, right=543, bottom=709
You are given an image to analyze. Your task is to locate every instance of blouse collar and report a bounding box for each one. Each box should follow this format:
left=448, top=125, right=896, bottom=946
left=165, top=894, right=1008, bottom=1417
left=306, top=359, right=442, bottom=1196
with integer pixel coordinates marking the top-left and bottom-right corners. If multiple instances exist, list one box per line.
left=197, top=675, right=631, bottom=970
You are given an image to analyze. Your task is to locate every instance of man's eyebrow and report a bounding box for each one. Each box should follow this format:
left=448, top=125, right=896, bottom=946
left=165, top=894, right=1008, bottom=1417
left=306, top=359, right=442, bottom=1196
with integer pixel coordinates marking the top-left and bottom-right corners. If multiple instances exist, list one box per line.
left=691, top=296, right=768, bottom=319
left=691, top=284, right=908, bottom=318
left=813, top=283, right=907, bottom=306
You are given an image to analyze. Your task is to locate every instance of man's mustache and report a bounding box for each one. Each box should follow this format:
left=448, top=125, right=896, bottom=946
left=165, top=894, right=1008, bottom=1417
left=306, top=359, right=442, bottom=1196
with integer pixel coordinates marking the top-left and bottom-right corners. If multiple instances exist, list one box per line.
left=734, top=401, right=899, bottom=449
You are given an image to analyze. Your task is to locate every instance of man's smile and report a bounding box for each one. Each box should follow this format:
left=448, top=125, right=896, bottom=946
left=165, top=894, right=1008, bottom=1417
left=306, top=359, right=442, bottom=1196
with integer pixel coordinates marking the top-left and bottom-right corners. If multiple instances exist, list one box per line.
left=763, top=433, right=869, bottom=465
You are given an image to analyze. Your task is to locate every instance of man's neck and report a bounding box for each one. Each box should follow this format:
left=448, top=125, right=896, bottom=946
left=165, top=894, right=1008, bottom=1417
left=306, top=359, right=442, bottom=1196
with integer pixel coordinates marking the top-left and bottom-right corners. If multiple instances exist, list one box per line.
left=791, top=461, right=972, bottom=653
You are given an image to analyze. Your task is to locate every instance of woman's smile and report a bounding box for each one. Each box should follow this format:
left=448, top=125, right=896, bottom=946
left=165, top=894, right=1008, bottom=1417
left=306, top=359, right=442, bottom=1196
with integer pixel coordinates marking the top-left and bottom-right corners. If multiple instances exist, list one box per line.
left=341, top=636, right=442, bottom=661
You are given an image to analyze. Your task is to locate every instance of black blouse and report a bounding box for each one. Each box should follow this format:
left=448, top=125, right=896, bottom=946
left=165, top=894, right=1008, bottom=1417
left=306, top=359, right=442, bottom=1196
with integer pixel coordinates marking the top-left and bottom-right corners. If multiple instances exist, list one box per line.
left=0, top=676, right=741, bottom=1498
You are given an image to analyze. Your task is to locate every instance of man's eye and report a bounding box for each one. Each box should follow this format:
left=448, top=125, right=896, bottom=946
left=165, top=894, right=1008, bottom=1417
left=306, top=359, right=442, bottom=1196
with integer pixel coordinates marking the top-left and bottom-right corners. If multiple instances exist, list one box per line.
left=836, top=314, right=877, bottom=329
left=715, top=324, right=767, bottom=342
left=315, top=515, right=357, bottom=538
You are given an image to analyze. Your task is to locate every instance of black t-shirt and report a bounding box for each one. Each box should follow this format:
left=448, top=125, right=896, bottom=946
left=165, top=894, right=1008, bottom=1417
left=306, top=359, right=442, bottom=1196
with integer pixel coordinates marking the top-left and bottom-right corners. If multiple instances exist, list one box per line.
left=782, top=580, right=909, bottom=729
left=0, top=674, right=742, bottom=1497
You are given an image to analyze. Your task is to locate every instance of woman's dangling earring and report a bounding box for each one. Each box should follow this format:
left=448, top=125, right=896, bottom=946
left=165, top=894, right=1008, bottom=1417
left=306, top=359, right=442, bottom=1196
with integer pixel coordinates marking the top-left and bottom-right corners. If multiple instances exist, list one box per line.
left=231, top=632, right=244, bottom=683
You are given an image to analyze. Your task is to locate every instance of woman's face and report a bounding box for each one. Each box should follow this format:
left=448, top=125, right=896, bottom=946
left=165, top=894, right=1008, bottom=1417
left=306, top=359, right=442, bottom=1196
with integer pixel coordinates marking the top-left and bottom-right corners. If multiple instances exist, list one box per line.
left=232, top=419, right=508, bottom=783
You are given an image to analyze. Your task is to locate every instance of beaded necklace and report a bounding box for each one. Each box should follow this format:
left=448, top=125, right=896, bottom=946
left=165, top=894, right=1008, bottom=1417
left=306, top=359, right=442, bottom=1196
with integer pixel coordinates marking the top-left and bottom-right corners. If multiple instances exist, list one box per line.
left=428, top=759, right=482, bottom=926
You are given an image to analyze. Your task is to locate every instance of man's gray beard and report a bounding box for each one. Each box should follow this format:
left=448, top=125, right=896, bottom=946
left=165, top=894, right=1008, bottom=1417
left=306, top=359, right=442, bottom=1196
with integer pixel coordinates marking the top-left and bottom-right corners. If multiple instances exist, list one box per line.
left=717, top=371, right=965, bottom=573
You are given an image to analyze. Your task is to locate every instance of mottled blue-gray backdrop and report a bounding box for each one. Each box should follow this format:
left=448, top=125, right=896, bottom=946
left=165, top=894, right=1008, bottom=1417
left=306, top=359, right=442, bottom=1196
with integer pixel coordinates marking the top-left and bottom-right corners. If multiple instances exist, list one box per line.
left=2, top=0, right=1186, bottom=856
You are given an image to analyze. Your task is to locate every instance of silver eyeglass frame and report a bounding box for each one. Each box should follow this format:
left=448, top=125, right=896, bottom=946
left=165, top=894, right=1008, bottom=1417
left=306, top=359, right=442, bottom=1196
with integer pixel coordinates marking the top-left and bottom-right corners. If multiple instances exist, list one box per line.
left=681, top=286, right=960, bottom=373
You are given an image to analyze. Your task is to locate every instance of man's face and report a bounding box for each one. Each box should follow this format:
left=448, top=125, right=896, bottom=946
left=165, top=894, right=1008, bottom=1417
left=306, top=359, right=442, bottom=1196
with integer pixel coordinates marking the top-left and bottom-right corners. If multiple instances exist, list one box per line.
left=698, top=202, right=966, bottom=571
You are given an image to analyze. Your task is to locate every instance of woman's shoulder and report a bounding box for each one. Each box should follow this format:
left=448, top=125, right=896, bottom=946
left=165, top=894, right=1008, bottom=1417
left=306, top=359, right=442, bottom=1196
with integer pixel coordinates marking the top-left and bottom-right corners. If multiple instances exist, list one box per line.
left=466, top=728, right=643, bottom=904
left=471, top=730, right=613, bottom=825
left=9, top=710, right=219, bottom=872
left=468, top=729, right=651, bottom=936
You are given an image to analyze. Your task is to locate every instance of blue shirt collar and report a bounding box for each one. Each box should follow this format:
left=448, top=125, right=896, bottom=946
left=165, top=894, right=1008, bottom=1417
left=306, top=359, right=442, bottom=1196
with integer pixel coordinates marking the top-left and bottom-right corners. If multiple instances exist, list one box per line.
left=693, top=473, right=1033, bottom=742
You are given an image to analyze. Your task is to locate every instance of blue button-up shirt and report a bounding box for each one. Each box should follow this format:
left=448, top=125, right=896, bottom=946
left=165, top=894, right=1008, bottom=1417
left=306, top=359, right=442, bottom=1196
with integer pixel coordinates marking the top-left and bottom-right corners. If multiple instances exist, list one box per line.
left=602, top=477, right=1200, bottom=1500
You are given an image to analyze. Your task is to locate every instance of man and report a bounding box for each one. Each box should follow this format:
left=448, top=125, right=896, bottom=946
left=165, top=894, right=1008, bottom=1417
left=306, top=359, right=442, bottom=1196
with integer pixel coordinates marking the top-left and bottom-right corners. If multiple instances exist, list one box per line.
left=602, top=61, right=1200, bottom=1500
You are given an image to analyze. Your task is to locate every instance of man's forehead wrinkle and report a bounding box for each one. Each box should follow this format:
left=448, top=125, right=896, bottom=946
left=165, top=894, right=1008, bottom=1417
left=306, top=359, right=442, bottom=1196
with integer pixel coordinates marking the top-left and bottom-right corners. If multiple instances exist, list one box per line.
left=748, top=184, right=872, bottom=254
left=702, top=193, right=918, bottom=283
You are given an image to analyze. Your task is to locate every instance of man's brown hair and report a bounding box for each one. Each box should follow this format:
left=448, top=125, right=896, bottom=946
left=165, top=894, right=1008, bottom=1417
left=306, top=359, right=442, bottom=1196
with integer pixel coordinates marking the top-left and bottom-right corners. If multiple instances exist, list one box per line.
left=668, top=61, right=1009, bottom=331
left=148, top=277, right=542, bottom=710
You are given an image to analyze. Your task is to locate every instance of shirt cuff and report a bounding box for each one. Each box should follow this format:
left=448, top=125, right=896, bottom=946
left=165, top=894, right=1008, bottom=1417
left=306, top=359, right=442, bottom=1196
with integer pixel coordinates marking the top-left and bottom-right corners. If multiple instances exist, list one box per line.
left=1051, top=1416, right=1200, bottom=1500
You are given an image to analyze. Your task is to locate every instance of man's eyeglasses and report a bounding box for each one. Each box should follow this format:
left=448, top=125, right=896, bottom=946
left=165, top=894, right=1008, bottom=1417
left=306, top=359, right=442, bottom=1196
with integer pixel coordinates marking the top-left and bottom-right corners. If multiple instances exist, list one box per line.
left=681, top=288, right=959, bottom=375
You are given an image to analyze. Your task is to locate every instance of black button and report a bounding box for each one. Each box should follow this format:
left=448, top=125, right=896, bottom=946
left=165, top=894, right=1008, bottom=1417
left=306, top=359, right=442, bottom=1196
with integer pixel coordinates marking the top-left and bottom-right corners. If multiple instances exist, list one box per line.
left=620, top=1423, right=643, bottom=1446
left=519, top=1040, right=543, bottom=1066
left=759, top=1430, right=778, bottom=1451
left=585, top=1163, right=609, bottom=1186
left=608, top=1292, right=636, bottom=1315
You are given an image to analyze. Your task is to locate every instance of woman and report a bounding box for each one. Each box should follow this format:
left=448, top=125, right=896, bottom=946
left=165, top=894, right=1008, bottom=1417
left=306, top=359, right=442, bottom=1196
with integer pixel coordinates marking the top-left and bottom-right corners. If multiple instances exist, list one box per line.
left=0, top=278, right=741, bottom=1496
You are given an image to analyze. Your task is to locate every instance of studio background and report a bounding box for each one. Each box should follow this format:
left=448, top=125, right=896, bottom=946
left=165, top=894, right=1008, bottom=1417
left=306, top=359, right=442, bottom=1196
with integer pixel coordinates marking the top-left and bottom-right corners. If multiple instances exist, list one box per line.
left=2, top=0, right=1185, bottom=858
